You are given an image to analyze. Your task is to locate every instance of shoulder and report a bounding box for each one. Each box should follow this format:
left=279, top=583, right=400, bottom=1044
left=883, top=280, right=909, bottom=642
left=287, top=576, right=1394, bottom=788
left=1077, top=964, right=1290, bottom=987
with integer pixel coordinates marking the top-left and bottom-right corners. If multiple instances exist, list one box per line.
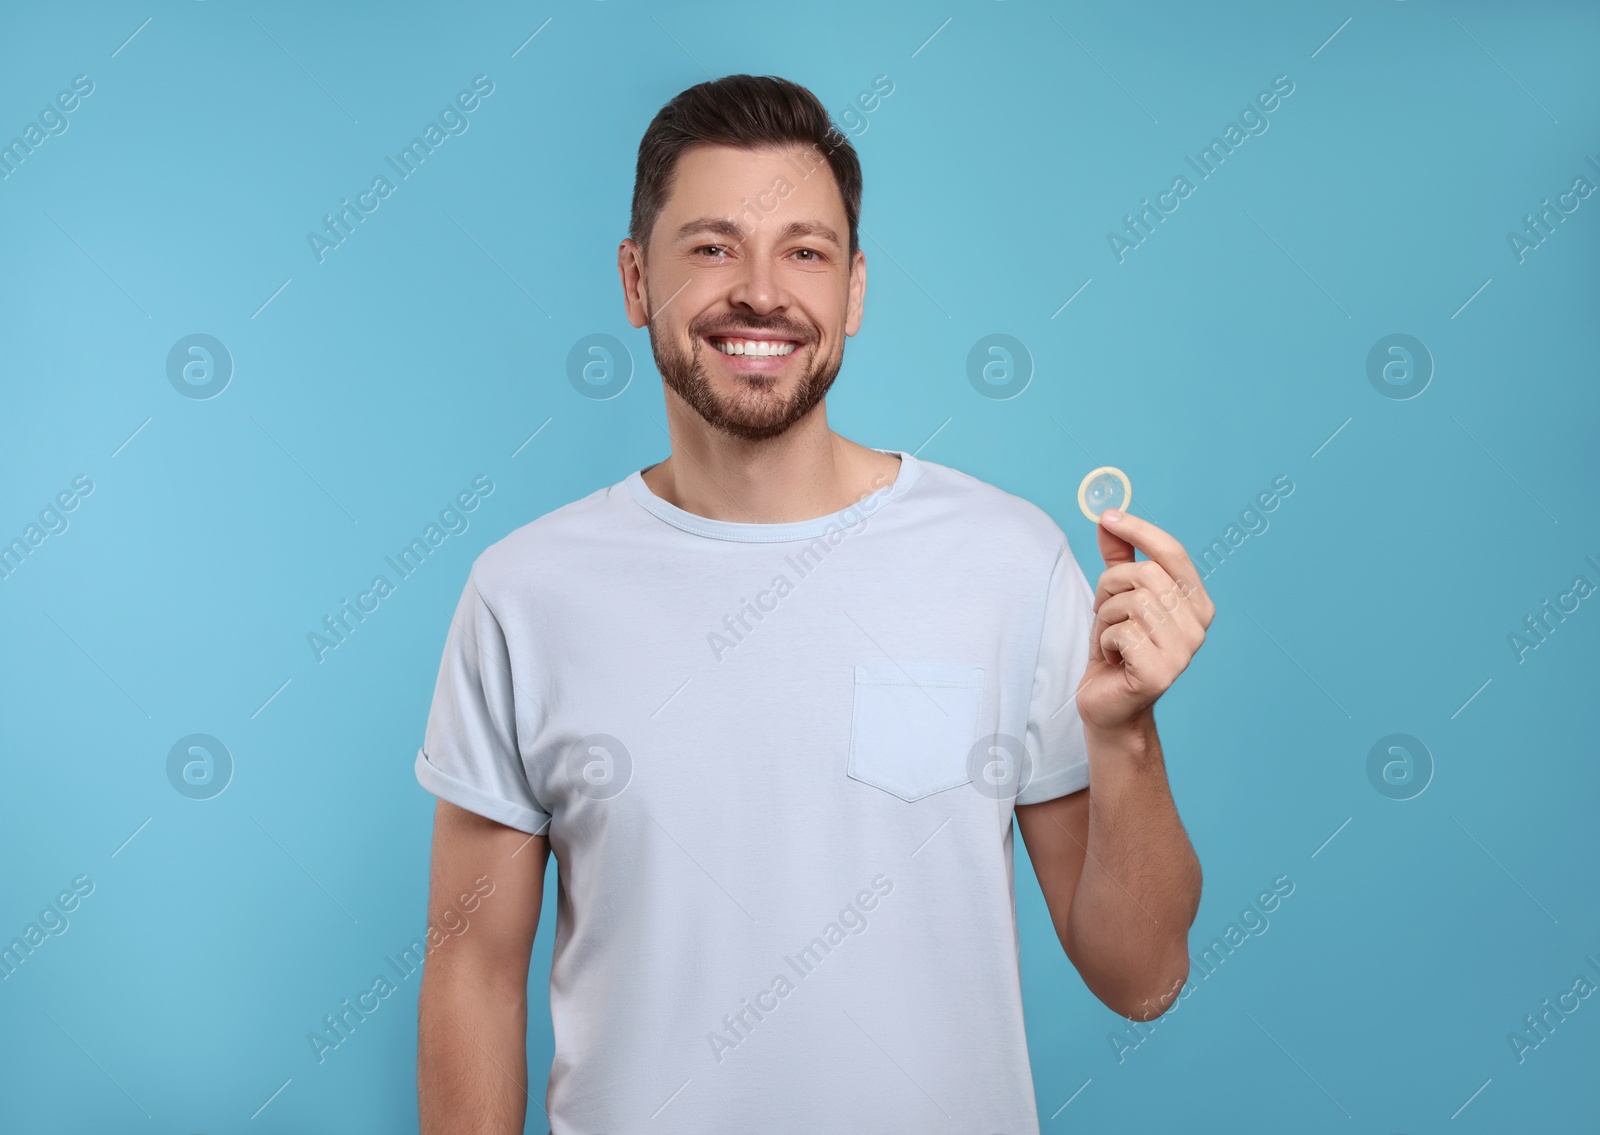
left=466, top=482, right=616, bottom=602
left=911, top=457, right=1072, bottom=563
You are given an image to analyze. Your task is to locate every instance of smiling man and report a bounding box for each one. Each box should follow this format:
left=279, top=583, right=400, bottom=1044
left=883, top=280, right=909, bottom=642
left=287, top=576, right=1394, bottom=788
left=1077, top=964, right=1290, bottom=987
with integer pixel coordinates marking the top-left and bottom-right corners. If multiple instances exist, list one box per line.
left=414, top=74, right=1209, bottom=1134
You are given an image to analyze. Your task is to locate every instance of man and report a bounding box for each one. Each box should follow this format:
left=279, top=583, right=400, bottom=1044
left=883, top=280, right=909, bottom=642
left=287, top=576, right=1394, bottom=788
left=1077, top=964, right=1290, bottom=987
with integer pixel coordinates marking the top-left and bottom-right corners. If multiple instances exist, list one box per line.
left=414, top=74, right=1209, bottom=1133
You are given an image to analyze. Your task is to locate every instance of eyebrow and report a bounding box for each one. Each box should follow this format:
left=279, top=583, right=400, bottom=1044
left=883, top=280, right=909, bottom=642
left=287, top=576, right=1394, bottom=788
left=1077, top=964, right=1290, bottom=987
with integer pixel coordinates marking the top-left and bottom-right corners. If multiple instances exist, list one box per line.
left=675, top=217, right=842, bottom=249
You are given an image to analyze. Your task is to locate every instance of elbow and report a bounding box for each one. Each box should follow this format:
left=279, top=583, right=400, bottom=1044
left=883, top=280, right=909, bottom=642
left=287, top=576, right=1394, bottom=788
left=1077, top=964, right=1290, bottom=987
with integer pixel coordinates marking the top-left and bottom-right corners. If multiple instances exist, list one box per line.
left=1100, top=951, right=1191, bottom=1022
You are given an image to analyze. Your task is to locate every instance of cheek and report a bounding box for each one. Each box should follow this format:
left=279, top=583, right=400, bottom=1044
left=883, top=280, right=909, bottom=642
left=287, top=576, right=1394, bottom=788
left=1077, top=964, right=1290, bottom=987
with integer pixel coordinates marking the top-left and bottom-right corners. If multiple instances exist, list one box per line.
left=822, top=279, right=859, bottom=332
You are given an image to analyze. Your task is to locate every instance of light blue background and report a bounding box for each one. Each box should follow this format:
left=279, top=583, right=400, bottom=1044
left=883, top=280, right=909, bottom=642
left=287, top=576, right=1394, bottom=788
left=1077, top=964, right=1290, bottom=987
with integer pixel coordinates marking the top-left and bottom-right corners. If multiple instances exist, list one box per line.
left=2, top=1, right=1597, bottom=1131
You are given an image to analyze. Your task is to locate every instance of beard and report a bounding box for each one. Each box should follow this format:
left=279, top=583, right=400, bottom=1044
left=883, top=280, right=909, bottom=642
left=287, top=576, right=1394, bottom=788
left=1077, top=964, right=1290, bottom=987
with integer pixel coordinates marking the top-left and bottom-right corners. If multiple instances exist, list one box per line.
left=646, top=312, right=843, bottom=443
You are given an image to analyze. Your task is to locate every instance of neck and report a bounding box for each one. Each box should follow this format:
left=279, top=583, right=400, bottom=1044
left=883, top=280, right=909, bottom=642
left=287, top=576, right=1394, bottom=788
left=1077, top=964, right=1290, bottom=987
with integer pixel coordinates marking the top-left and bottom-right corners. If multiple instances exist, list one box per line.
left=641, top=411, right=901, bottom=525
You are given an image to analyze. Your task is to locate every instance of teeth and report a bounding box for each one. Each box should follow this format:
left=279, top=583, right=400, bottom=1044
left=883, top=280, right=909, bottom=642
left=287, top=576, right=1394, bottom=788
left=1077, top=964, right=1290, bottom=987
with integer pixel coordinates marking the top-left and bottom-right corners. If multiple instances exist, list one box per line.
left=711, top=337, right=796, bottom=357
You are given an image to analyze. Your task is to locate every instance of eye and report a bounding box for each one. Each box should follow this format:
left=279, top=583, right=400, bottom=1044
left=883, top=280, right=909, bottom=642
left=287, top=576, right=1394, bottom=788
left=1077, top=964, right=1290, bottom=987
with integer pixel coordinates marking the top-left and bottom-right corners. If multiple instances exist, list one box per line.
left=793, top=248, right=821, bottom=262
left=695, top=244, right=729, bottom=258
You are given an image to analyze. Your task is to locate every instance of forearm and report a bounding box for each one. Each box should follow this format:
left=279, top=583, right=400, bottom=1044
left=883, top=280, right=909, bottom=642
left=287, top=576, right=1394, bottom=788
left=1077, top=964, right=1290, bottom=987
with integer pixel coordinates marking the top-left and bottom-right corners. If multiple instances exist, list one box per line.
left=418, top=963, right=530, bottom=1134
left=1066, top=712, right=1201, bottom=1018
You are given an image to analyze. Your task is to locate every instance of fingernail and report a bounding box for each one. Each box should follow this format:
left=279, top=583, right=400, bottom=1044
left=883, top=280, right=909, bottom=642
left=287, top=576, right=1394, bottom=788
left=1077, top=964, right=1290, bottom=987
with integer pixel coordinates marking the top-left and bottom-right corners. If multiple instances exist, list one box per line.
left=1101, top=509, right=1122, bottom=523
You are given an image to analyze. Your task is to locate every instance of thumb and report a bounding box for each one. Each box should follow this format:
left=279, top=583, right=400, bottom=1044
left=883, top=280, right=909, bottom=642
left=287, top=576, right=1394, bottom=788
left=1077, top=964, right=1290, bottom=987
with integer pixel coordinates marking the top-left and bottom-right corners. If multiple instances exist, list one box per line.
left=1096, top=511, right=1135, bottom=568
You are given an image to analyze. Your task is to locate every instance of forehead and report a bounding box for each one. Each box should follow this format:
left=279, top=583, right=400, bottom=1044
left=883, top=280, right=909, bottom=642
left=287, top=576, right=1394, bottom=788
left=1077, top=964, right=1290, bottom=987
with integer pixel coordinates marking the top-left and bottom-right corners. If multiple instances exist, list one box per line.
left=659, top=142, right=847, bottom=232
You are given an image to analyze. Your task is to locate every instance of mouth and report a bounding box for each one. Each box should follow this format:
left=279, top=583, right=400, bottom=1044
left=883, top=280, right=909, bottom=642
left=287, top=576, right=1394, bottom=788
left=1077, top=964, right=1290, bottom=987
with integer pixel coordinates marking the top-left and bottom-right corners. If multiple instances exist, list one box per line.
left=703, top=334, right=803, bottom=360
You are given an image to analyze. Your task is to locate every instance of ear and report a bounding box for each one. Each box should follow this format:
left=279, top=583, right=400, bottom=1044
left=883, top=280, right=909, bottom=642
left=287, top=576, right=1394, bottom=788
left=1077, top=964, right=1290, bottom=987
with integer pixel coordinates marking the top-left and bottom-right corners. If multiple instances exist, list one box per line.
left=618, top=238, right=650, bottom=328
left=844, top=247, right=867, bottom=336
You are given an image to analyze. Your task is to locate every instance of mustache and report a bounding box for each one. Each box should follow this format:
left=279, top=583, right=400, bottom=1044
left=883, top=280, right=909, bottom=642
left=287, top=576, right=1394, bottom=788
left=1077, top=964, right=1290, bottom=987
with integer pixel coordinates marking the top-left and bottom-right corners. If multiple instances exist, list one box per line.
left=692, top=318, right=812, bottom=343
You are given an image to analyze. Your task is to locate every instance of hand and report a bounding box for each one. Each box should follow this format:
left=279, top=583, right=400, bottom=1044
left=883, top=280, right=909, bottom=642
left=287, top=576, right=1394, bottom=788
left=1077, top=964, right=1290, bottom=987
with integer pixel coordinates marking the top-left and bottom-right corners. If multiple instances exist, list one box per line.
left=1078, top=509, right=1215, bottom=734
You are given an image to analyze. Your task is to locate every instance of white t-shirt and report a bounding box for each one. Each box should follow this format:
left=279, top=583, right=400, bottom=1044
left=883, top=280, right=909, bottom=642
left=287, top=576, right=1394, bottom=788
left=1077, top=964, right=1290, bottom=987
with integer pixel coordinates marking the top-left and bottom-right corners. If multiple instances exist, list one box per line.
left=414, top=448, right=1097, bottom=1133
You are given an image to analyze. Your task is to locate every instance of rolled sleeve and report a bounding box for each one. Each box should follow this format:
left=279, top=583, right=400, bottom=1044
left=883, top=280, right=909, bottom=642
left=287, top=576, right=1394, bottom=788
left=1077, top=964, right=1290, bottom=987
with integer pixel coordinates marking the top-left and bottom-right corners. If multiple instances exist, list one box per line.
left=1016, top=539, right=1095, bottom=805
left=414, top=567, right=551, bottom=834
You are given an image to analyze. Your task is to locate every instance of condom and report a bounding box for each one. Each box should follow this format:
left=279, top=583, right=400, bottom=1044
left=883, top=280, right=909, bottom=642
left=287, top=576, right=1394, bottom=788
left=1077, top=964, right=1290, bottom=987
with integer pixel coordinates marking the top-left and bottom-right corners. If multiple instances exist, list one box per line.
left=1077, top=466, right=1132, bottom=523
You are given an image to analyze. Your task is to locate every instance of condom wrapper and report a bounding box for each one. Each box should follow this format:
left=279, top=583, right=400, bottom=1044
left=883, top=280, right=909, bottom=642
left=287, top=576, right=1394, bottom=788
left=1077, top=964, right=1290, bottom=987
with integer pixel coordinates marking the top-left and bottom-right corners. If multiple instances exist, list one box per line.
left=1077, top=466, right=1132, bottom=523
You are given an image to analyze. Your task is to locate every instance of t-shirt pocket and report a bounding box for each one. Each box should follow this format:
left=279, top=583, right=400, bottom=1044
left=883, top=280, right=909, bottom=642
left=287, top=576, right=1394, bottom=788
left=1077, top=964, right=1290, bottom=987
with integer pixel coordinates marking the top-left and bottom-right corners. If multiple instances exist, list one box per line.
left=846, top=662, right=985, bottom=802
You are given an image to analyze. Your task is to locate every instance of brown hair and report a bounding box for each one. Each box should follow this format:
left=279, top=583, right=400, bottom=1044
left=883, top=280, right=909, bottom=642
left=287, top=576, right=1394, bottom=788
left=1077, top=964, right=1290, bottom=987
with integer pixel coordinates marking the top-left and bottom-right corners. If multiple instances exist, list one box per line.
left=629, top=74, right=863, bottom=260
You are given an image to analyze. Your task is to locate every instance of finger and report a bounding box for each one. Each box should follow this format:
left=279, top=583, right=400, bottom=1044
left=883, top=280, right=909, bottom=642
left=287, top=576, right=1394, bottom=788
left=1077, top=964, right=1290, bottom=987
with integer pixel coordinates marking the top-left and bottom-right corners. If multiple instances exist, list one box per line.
left=1098, top=510, right=1207, bottom=608
left=1093, top=560, right=1173, bottom=613
left=1087, top=605, right=1107, bottom=663
left=1099, top=620, right=1146, bottom=668
left=1090, top=564, right=1202, bottom=666
left=1112, top=617, right=1195, bottom=688
left=1094, top=585, right=1196, bottom=656
left=1097, top=517, right=1136, bottom=569
left=1097, top=621, right=1123, bottom=667
left=1088, top=589, right=1164, bottom=643
left=1092, top=563, right=1138, bottom=612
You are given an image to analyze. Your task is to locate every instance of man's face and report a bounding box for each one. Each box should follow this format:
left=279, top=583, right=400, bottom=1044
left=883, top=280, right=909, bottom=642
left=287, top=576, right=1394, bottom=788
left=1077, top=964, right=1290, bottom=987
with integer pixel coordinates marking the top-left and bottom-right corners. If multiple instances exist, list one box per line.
left=620, top=142, right=866, bottom=443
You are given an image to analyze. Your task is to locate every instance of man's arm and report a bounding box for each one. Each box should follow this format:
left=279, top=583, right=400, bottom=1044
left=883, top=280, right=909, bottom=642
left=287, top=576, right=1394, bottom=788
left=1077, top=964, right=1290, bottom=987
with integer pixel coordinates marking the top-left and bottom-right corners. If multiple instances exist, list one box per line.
left=1016, top=711, right=1201, bottom=1020
left=1017, top=506, right=1212, bottom=1020
left=418, top=799, right=549, bottom=1135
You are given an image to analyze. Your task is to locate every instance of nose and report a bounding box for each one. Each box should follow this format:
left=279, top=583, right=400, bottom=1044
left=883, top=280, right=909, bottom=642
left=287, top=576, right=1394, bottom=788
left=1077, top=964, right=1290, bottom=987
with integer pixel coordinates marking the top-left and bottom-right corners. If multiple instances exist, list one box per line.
left=725, top=246, right=789, bottom=316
